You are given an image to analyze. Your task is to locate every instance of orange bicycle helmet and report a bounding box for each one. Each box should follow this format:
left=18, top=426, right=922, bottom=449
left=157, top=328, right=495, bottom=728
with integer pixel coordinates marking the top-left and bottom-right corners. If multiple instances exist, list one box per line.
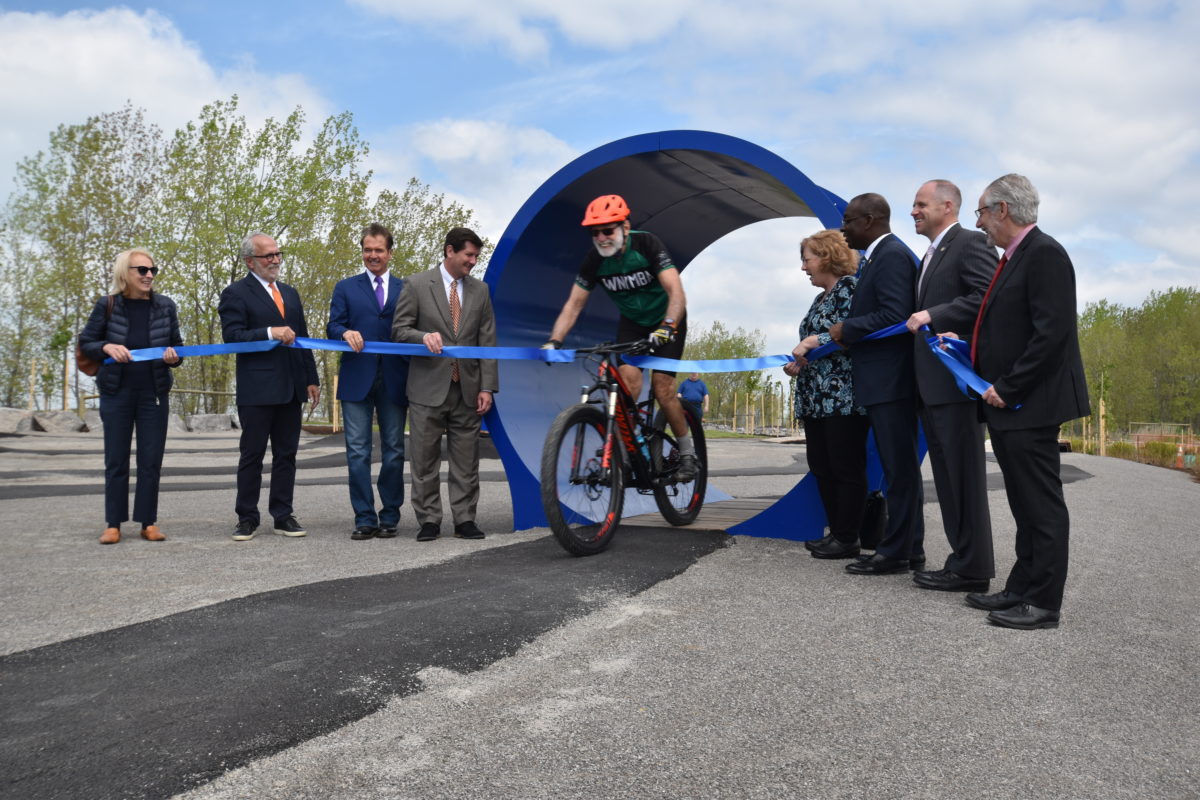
left=581, top=194, right=631, bottom=226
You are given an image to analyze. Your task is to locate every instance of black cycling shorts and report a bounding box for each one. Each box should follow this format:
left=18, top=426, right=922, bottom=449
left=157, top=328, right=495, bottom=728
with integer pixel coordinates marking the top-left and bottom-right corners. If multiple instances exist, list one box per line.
left=615, top=315, right=688, bottom=377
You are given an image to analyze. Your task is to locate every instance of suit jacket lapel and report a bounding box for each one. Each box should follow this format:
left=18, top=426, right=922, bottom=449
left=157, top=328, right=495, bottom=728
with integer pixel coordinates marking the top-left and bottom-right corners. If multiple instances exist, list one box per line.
left=981, top=227, right=1037, bottom=325
left=244, top=274, right=282, bottom=321
left=357, top=272, right=378, bottom=309
left=428, top=269, right=454, bottom=334
left=384, top=275, right=403, bottom=315
left=918, top=225, right=959, bottom=305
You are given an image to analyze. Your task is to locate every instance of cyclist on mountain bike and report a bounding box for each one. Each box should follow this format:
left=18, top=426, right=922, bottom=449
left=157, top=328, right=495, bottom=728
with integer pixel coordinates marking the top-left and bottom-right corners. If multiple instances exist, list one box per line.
left=543, top=194, right=699, bottom=481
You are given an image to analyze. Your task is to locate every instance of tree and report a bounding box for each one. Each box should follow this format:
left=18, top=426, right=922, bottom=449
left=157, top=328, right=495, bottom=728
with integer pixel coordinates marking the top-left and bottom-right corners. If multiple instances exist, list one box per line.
left=681, top=321, right=768, bottom=424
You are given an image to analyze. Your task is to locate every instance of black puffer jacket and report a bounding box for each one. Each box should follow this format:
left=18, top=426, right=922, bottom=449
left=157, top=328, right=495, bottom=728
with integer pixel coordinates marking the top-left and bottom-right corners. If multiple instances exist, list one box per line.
left=78, top=293, right=185, bottom=395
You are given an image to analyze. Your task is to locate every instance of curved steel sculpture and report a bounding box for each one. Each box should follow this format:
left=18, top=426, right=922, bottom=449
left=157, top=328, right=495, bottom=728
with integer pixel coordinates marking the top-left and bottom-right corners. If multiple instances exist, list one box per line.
left=482, top=130, right=871, bottom=537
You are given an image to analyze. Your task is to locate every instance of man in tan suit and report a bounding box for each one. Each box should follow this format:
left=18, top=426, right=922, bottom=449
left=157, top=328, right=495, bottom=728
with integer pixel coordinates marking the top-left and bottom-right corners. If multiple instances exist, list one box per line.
left=392, top=227, right=498, bottom=541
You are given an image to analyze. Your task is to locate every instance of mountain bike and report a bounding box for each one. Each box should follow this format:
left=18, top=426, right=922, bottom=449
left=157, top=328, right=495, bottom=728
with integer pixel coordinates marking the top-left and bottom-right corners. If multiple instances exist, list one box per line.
left=540, top=340, right=707, bottom=556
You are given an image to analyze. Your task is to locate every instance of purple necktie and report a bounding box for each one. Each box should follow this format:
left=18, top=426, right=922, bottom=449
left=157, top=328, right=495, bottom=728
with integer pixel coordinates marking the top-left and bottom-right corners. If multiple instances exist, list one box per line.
left=374, top=275, right=385, bottom=310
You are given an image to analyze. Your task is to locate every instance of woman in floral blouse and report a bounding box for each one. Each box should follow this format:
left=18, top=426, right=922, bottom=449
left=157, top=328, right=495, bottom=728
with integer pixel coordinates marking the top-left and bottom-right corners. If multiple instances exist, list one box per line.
left=783, top=230, right=869, bottom=559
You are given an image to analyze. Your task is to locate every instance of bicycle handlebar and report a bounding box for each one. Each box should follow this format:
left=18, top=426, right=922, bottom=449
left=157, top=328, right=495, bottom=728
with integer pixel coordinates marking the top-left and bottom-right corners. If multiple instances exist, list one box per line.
left=573, top=340, right=653, bottom=357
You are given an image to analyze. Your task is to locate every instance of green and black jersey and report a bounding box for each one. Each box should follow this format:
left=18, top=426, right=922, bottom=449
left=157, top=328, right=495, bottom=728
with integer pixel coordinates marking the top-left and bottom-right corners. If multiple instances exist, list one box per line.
left=575, top=230, right=677, bottom=327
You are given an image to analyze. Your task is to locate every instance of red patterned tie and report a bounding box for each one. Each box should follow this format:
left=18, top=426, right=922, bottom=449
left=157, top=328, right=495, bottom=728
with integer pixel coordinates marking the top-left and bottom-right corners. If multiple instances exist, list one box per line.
left=970, top=255, right=1007, bottom=365
left=449, top=279, right=461, bottom=382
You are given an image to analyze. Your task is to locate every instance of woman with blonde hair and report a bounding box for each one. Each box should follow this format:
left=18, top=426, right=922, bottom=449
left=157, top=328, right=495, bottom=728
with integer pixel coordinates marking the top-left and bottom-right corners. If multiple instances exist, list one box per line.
left=78, top=249, right=183, bottom=544
left=783, top=229, right=869, bottom=560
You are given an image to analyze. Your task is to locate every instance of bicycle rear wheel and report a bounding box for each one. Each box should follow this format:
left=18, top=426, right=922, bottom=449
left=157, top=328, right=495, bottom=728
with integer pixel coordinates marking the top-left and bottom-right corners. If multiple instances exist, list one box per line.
left=540, top=404, right=625, bottom=556
left=650, top=400, right=707, bottom=525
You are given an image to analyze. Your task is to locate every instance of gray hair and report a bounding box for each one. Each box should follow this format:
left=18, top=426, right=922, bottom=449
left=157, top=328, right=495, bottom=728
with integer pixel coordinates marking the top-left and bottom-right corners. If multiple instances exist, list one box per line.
left=928, top=179, right=962, bottom=214
left=239, top=231, right=272, bottom=262
left=983, top=174, right=1039, bottom=225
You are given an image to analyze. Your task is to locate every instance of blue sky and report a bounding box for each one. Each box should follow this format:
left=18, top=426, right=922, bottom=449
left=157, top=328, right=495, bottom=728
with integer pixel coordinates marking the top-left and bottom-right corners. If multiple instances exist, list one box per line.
left=2, top=1, right=1197, bottom=358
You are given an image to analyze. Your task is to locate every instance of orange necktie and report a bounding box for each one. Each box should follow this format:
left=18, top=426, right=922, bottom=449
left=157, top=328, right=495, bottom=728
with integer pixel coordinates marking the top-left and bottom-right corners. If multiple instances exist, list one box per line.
left=269, top=282, right=285, bottom=318
left=449, top=279, right=461, bottom=382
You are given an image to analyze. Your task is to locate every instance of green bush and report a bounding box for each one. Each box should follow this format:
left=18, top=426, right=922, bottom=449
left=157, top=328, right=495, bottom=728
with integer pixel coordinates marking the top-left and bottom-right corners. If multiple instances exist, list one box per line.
left=1142, top=440, right=1178, bottom=467
left=1106, top=441, right=1136, bottom=460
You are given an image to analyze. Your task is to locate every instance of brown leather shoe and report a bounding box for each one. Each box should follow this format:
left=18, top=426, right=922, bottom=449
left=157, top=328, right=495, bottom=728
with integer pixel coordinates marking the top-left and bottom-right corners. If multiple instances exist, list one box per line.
left=140, top=525, right=165, bottom=542
left=100, top=527, right=120, bottom=545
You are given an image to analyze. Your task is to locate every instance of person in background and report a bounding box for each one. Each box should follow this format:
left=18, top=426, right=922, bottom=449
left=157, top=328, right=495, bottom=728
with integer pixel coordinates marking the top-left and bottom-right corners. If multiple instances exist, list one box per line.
left=78, top=248, right=183, bottom=544
left=784, top=230, right=869, bottom=559
left=677, top=373, right=709, bottom=419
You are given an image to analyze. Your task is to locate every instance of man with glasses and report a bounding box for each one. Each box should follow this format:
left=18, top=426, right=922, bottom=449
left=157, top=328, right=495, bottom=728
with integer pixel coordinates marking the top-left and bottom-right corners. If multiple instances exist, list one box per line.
left=218, top=232, right=320, bottom=542
left=963, top=174, right=1089, bottom=630
left=829, top=193, right=924, bottom=576
left=543, top=194, right=698, bottom=481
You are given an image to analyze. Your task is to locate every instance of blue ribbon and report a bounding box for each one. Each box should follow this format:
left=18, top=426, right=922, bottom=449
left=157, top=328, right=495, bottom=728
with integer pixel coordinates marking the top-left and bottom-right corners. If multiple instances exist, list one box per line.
left=101, top=324, right=1006, bottom=406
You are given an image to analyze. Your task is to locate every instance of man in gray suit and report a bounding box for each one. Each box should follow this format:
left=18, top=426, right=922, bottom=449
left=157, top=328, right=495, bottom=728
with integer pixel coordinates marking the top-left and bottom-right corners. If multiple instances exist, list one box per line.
left=392, top=227, right=498, bottom=541
left=905, top=180, right=996, bottom=591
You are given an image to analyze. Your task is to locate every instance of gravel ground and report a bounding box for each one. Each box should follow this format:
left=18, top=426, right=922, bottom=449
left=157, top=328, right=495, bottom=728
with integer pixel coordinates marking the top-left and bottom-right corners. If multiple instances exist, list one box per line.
left=2, top=431, right=1197, bottom=799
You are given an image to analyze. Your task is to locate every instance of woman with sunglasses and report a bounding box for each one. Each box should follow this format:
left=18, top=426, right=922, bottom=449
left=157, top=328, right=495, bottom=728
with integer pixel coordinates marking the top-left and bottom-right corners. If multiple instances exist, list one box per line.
left=78, top=248, right=184, bottom=544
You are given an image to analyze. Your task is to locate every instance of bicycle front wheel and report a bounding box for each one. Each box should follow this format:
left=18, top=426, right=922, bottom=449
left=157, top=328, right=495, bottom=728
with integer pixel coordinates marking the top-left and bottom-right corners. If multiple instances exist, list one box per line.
left=650, top=400, right=707, bottom=525
left=540, top=404, right=625, bottom=556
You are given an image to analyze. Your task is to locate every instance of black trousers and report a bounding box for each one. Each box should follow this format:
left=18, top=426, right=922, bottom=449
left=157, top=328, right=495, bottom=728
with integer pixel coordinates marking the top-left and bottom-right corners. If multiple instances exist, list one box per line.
left=236, top=401, right=302, bottom=525
left=922, top=402, right=994, bottom=579
left=989, top=424, right=1070, bottom=610
left=865, top=397, right=925, bottom=560
left=803, top=414, right=869, bottom=543
left=100, top=385, right=170, bottom=527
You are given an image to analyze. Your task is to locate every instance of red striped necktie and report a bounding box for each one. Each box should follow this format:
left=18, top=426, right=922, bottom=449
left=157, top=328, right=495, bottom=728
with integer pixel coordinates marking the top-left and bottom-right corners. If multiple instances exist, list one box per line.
left=970, top=255, right=1008, bottom=365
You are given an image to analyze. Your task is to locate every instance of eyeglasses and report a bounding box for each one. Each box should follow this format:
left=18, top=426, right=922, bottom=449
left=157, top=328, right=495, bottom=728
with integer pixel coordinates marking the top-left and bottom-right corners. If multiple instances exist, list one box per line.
left=974, top=203, right=999, bottom=220
left=589, top=226, right=619, bottom=238
left=130, top=265, right=159, bottom=276
left=841, top=215, right=869, bottom=226
left=253, top=251, right=282, bottom=261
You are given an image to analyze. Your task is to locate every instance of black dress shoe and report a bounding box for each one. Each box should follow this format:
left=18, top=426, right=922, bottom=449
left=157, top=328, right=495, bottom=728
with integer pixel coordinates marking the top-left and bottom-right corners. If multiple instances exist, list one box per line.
left=804, top=534, right=833, bottom=552
left=375, top=524, right=398, bottom=539
left=987, top=603, right=1060, bottom=630
left=454, top=521, right=486, bottom=540
left=965, top=590, right=1023, bottom=611
left=914, top=570, right=990, bottom=592
left=351, top=525, right=377, bottom=541
left=810, top=538, right=860, bottom=559
left=909, top=556, right=926, bottom=570
left=845, top=553, right=910, bottom=575
left=914, top=567, right=946, bottom=581
left=416, top=523, right=440, bottom=542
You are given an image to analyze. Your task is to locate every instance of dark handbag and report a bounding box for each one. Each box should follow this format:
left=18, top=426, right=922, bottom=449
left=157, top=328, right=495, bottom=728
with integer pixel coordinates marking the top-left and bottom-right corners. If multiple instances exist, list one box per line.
left=75, top=295, right=115, bottom=376
left=859, top=489, right=887, bottom=550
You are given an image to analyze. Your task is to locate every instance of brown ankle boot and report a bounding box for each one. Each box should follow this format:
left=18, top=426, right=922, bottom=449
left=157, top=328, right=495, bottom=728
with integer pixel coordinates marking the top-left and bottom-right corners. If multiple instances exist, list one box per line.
left=140, top=525, right=165, bottom=542
left=100, top=527, right=120, bottom=544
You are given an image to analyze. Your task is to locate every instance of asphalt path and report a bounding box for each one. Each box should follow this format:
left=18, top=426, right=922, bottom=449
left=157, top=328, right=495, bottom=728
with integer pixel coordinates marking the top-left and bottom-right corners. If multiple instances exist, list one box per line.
left=1, top=528, right=727, bottom=800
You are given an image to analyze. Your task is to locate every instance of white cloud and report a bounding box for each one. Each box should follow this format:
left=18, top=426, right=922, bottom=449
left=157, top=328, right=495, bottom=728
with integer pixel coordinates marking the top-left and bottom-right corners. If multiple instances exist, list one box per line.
left=0, top=8, right=330, bottom=198
left=371, top=118, right=579, bottom=241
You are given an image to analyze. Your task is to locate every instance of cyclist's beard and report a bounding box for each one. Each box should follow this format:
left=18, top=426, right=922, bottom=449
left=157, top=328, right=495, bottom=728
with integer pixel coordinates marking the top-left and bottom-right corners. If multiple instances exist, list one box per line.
left=593, top=228, right=624, bottom=258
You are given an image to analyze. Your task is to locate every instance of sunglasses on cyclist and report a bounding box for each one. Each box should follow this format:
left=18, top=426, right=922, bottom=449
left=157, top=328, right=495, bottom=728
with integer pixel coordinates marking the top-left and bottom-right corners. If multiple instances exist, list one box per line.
left=589, top=226, right=620, bottom=238
left=130, top=265, right=159, bottom=276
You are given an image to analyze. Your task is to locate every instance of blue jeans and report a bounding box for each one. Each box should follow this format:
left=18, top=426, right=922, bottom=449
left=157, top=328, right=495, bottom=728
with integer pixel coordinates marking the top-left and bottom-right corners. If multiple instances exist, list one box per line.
left=100, top=385, right=170, bottom=527
left=342, top=372, right=407, bottom=528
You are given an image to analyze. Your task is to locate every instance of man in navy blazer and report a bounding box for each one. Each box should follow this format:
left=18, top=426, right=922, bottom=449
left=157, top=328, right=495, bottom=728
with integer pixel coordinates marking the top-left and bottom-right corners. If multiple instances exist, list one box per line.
left=965, top=174, right=1089, bottom=630
left=829, top=193, right=924, bottom=575
left=327, top=223, right=410, bottom=541
left=218, top=232, right=320, bottom=542
left=905, top=180, right=997, bottom=593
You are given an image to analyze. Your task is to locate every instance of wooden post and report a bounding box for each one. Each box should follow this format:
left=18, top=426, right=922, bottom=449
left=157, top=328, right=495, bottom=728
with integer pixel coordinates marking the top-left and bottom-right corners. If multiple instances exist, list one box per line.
left=332, top=376, right=341, bottom=433
left=29, top=359, right=38, bottom=411
left=1098, top=394, right=1107, bottom=456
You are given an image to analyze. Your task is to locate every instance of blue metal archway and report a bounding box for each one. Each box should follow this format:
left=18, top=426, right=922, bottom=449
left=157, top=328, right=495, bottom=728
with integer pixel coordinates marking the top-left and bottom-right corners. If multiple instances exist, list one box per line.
left=481, top=130, right=870, bottom=536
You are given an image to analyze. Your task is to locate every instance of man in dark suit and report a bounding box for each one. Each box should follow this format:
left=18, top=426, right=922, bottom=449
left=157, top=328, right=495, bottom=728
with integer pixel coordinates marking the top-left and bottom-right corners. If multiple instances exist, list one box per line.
left=218, top=232, right=320, bottom=542
left=964, top=174, right=1089, bottom=629
left=904, top=180, right=996, bottom=592
left=327, top=223, right=410, bottom=541
left=392, top=227, right=498, bottom=542
left=829, top=193, right=924, bottom=575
